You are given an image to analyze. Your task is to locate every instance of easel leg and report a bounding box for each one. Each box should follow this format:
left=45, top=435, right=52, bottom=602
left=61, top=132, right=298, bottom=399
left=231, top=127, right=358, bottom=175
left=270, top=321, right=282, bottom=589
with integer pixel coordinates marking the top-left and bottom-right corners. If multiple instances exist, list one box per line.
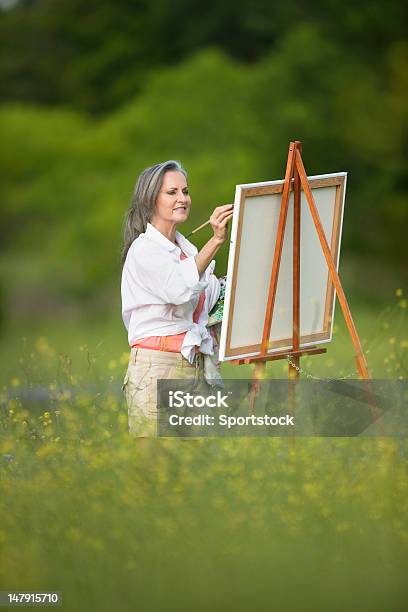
left=248, top=362, right=266, bottom=414
left=288, top=141, right=301, bottom=448
left=288, top=357, right=299, bottom=449
left=295, top=150, right=371, bottom=379
left=261, top=142, right=296, bottom=355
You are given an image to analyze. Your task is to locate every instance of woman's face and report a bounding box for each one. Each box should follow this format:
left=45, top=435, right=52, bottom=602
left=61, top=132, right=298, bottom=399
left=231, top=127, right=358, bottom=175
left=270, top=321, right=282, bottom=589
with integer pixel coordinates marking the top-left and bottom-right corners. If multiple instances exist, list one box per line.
left=152, top=170, right=191, bottom=226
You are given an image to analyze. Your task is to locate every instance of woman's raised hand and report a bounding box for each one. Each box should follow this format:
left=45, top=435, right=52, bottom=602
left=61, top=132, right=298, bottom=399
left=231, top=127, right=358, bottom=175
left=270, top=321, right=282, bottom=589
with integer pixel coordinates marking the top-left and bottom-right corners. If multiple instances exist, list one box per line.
left=209, top=204, right=234, bottom=245
left=194, top=204, right=234, bottom=275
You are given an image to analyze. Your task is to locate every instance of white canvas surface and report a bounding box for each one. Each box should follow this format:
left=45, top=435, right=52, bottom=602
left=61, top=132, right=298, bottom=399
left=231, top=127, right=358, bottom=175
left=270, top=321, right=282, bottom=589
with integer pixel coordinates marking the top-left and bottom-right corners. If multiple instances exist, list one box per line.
left=219, top=173, right=346, bottom=361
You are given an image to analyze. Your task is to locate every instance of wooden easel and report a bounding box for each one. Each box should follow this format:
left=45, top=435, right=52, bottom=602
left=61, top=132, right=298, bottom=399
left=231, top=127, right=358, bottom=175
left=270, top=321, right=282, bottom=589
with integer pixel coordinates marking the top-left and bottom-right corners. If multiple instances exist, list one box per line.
left=232, top=141, right=371, bottom=409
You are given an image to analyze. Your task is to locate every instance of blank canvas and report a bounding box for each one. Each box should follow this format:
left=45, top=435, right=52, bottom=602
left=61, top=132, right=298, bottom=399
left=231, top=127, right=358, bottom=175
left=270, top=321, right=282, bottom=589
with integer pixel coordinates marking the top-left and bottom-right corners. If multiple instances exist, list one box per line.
left=219, top=173, right=347, bottom=361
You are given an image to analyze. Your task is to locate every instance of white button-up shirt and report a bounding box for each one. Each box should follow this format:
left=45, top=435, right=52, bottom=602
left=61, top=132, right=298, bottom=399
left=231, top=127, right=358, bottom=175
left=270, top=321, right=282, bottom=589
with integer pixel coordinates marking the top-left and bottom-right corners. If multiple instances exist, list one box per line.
left=121, top=223, right=220, bottom=364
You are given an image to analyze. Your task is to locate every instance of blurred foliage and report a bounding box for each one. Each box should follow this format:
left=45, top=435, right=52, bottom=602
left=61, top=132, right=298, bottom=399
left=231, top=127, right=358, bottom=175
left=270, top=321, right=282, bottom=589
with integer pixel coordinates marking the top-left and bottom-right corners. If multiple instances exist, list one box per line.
left=0, top=1, right=407, bottom=319
left=0, top=0, right=406, bottom=114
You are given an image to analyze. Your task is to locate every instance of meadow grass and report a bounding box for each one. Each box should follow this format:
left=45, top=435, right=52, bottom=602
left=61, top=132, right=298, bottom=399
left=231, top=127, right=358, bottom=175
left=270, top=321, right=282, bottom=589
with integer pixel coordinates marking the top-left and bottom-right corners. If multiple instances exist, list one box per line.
left=1, top=293, right=406, bottom=388
left=0, top=294, right=407, bottom=611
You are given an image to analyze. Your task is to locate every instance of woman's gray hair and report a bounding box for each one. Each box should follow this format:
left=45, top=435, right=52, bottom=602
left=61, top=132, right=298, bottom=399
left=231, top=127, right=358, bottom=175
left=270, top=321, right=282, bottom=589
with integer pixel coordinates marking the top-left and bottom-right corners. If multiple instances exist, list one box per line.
left=121, top=160, right=187, bottom=264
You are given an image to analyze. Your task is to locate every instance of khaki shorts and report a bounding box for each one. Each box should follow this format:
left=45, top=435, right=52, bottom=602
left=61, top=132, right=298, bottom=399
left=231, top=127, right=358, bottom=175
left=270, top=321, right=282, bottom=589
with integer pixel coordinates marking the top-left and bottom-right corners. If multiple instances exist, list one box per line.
left=122, top=347, right=206, bottom=438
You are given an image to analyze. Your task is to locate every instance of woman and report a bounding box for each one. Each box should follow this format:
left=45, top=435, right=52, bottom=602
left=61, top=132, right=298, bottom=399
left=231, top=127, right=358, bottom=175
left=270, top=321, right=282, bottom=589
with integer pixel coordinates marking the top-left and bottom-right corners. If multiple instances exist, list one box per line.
left=121, top=160, right=233, bottom=438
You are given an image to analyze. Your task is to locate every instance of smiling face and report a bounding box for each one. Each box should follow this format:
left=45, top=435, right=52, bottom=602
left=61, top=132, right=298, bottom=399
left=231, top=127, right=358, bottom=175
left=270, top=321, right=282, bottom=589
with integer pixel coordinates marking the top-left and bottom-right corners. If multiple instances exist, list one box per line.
left=150, top=170, right=191, bottom=230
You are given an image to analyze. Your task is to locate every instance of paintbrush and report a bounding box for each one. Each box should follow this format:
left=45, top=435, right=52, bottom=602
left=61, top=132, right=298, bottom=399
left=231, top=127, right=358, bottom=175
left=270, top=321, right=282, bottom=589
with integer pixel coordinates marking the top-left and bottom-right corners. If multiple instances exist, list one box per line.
left=186, top=204, right=234, bottom=238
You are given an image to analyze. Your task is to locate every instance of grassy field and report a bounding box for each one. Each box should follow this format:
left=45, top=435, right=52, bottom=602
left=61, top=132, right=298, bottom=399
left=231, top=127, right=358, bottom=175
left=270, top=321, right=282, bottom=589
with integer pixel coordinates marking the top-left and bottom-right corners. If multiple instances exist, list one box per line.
left=0, top=291, right=407, bottom=611
left=1, top=419, right=407, bottom=610
left=0, top=293, right=406, bottom=389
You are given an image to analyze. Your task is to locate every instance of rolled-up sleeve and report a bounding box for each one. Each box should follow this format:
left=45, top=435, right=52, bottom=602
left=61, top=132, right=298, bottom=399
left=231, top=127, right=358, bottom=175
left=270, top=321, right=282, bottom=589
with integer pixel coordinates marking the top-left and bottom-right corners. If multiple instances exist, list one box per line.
left=179, top=256, right=202, bottom=290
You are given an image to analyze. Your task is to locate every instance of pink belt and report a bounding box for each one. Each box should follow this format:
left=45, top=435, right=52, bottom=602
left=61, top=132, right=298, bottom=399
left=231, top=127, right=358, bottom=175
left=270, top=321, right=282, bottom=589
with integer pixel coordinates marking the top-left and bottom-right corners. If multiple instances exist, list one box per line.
left=131, top=332, right=199, bottom=353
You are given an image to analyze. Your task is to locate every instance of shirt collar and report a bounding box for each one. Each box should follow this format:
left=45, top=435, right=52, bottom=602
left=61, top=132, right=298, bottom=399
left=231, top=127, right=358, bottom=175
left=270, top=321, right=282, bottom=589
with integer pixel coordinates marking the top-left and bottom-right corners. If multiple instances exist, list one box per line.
left=175, top=230, right=198, bottom=256
left=145, top=223, right=178, bottom=252
left=145, top=223, right=197, bottom=255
